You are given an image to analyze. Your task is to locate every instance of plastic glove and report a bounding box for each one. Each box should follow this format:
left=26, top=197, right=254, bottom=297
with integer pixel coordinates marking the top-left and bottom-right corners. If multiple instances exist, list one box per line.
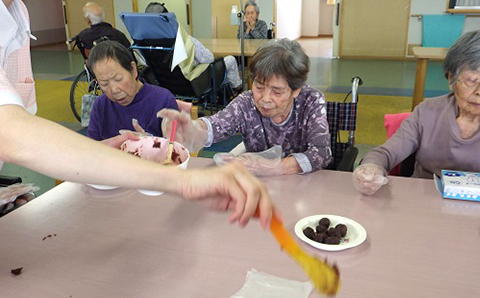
left=119, top=118, right=152, bottom=138
left=158, top=109, right=208, bottom=152
left=0, top=183, right=39, bottom=207
left=352, top=163, right=389, bottom=195
left=214, top=145, right=283, bottom=177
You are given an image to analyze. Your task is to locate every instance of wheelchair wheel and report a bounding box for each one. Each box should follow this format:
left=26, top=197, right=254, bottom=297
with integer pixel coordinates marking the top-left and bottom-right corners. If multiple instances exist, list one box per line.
left=69, top=70, right=100, bottom=122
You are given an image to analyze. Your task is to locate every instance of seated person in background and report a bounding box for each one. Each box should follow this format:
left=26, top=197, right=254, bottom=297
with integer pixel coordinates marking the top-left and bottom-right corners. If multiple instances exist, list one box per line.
left=159, top=39, right=332, bottom=176
left=1, top=0, right=274, bottom=228
left=237, top=0, right=268, bottom=39
left=145, top=2, right=242, bottom=89
left=78, top=2, right=131, bottom=50
left=353, top=30, right=480, bottom=195
left=86, top=40, right=179, bottom=141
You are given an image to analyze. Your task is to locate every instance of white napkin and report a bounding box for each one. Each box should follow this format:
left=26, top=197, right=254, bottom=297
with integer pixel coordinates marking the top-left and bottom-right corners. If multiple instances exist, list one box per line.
left=230, top=268, right=313, bottom=298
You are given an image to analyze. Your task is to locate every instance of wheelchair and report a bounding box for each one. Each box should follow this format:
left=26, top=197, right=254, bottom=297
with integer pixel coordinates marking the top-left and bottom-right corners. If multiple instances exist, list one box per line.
left=121, top=12, right=232, bottom=113
left=66, top=35, right=101, bottom=124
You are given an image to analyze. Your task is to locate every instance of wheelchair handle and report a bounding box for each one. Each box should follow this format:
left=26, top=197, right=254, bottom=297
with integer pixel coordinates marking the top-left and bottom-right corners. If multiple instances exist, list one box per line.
left=351, top=76, right=363, bottom=104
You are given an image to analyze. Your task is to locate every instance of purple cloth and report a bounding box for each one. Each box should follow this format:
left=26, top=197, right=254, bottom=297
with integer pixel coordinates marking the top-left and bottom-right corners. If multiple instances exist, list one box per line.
left=202, top=85, right=332, bottom=172
left=87, top=82, right=178, bottom=141
left=363, top=93, right=480, bottom=178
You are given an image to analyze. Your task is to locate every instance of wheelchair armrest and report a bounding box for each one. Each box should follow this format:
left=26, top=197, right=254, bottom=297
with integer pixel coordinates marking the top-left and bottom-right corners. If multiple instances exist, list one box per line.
left=0, top=174, right=22, bottom=187
left=336, top=145, right=359, bottom=172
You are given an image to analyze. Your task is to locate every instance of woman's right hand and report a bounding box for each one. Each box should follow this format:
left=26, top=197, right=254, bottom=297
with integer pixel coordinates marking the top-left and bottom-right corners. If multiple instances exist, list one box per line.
left=352, top=163, right=389, bottom=195
left=175, top=163, right=278, bottom=229
left=157, top=109, right=208, bottom=152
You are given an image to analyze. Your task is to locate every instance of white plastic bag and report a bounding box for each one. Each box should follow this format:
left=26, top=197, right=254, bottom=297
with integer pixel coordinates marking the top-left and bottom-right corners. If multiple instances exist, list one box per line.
left=0, top=183, right=39, bottom=207
left=230, top=268, right=313, bottom=298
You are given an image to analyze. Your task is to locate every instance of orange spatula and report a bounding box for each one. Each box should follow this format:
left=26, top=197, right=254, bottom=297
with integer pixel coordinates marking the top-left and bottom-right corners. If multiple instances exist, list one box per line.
left=269, top=214, right=340, bottom=295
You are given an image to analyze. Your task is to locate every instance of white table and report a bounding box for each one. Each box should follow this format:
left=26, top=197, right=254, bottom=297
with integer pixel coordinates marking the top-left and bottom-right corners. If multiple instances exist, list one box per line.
left=1, top=157, right=479, bottom=297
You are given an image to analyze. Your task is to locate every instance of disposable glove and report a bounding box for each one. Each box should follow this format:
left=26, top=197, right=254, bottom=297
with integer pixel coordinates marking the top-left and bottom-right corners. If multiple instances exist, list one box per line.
left=214, top=145, right=283, bottom=177
left=158, top=109, right=208, bottom=152
left=118, top=118, right=152, bottom=138
left=352, top=163, right=389, bottom=195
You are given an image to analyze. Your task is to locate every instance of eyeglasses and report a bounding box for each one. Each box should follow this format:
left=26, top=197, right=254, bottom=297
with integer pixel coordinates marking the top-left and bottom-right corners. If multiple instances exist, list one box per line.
left=456, top=77, right=480, bottom=90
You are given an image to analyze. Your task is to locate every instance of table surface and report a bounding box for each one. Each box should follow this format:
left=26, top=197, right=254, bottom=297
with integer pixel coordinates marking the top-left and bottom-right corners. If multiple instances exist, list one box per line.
left=412, top=47, right=448, bottom=60
left=197, top=38, right=269, bottom=57
left=1, top=157, right=479, bottom=298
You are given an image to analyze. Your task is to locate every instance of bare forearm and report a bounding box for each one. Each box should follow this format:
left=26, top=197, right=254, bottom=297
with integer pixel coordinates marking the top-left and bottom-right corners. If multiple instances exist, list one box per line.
left=281, top=156, right=302, bottom=175
left=0, top=105, right=183, bottom=193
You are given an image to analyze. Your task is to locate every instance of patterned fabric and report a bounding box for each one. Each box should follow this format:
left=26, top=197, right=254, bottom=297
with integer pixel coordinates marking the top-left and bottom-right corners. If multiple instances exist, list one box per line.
left=0, top=0, right=36, bottom=114
left=202, top=85, right=332, bottom=172
left=191, top=37, right=241, bottom=88
left=237, top=20, right=268, bottom=39
left=326, top=101, right=357, bottom=169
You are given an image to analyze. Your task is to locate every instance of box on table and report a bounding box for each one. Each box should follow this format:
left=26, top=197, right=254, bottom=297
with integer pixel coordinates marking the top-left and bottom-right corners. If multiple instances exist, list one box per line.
left=434, top=170, right=480, bottom=202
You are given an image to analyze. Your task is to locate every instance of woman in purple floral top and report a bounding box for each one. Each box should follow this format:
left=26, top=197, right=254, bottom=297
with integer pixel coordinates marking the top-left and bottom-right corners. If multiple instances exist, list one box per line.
left=159, top=39, right=332, bottom=175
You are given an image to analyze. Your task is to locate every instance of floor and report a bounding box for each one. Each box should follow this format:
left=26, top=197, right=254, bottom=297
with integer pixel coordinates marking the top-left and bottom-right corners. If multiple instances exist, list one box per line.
left=1, top=38, right=451, bottom=196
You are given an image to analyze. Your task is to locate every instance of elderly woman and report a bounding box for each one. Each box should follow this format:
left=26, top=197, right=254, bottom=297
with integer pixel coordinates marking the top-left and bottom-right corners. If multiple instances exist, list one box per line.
left=159, top=39, right=332, bottom=176
left=353, top=30, right=480, bottom=195
left=86, top=40, right=179, bottom=141
left=237, top=0, right=268, bottom=39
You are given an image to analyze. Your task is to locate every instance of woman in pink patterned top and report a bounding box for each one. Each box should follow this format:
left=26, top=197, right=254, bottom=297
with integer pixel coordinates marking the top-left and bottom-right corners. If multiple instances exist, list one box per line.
left=159, top=39, right=332, bottom=176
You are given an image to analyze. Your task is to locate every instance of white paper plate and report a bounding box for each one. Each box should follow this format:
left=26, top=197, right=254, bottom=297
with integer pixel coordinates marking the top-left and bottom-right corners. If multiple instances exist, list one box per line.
left=294, top=214, right=367, bottom=252
left=87, top=184, right=118, bottom=190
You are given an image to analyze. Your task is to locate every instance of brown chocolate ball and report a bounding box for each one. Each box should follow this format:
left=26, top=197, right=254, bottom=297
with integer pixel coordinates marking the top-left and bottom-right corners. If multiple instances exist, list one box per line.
left=303, top=227, right=316, bottom=240
left=314, top=232, right=327, bottom=243
left=335, top=224, right=348, bottom=237
left=326, top=236, right=341, bottom=245
left=319, top=217, right=330, bottom=228
left=328, top=227, right=341, bottom=237
left=316, top=225, right=328, bottom=234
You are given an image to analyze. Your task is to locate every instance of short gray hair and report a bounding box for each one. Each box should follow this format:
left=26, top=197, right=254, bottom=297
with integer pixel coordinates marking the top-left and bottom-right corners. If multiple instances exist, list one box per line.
left=444, top=30, right=480, bottom=85
left=244, top=0, right=260, bottom=14
left=83, top=2, right=104, bottom=25
left=249, top=38, right=309, bottom=90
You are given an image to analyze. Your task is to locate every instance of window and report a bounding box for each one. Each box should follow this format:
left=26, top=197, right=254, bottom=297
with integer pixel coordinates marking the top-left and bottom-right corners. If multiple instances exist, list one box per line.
left=447, top=0, right=480, bottom=13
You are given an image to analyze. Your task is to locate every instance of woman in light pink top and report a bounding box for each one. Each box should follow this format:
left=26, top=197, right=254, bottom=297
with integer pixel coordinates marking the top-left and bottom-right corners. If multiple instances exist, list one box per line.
left=354, top=30, right=480, bottom=195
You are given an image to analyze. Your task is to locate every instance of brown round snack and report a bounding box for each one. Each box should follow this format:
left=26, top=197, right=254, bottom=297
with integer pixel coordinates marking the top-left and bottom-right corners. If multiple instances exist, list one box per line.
left=327, top=227, right=341, bottom=237
left=314, top=232, right=327, bottom=243
left=316, top=225, right=328, bottom=234
left=303, top=227, right=316, bottom=240
left=335, top=224, right=348, bottom=237
left=326, top=236, right=341, bottom=245
left=319, top=217, right=330, bottom=228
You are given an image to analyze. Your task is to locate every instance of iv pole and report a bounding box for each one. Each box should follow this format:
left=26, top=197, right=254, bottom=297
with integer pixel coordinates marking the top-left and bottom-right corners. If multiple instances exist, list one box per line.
left=238, top=0, right=246, bottom=91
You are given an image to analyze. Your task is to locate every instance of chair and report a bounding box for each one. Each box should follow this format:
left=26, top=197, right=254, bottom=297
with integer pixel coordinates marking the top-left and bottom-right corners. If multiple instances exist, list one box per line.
left=120, top=12, right=231, bottom=111
left=324, top=77, right=361, bottom=171
left=384, top=112, right=415, bottom=177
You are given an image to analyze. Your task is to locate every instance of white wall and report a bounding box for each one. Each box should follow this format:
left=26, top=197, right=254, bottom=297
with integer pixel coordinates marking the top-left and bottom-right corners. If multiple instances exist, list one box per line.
left=258, top=0, right=274, bottom=29
left=408, top=0, right=480, bottom=47
left=192, top=0, right=212, bottom=38
left=301, top=0, right=320, bottom=37
left=318, top=0, right=334, bottom=35
left=113, top=0, right=133, bottom=38
left=277, top=0, right=302, bottom=39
